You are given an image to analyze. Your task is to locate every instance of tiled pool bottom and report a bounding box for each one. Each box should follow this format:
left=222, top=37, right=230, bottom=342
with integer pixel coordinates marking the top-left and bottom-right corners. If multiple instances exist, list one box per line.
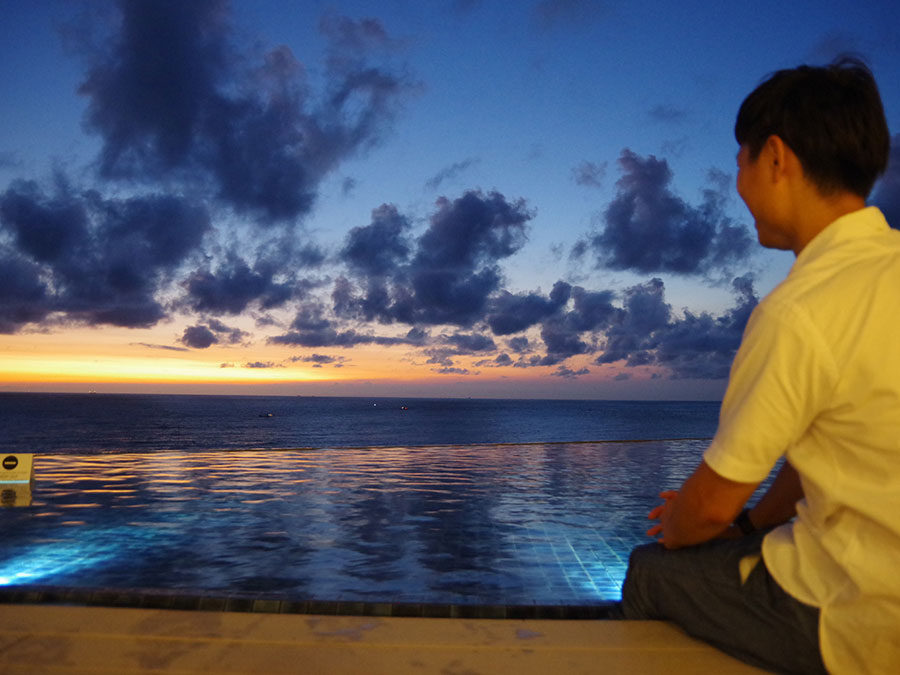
left=0, top=441, right=706, bottom=614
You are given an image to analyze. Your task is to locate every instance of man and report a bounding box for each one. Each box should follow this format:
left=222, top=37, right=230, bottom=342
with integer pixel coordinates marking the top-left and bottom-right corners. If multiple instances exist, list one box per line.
left=619, top=57, right=899, bottom=675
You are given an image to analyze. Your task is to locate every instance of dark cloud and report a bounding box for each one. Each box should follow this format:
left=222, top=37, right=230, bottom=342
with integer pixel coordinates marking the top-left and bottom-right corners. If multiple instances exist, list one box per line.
left=487, top=275, right=753, bottom=379
left=319, top=12, right=399, bottom=67
left=648, top=104, right=687, bottom=124
left=405, top=264, right=500, bottom=328
left=568, top=238, right=589, bottom=261
left=424, top=331, right=496, bottom=369
left=552, top=365, right=590, bottom=379
left=269, top=328, right=363, bottom=348
left=597, top=278, right=670, bottom=365
left=0, top=251, right=51, bottom=333
left=184, top=252, right=294, bottom=315
left=443, top=332, right=496, bottom=353
left=1, top=178, right=89, bottom=264
left=519, top=285, right=618, bottom=365
left=181, top=318, right=249, bottom=348
left=566, top=286, right=618, bottom=331
left=332, top=277, right=385, bottom=323
left=538, top=318, right=590, bottom=365
left=269, top=302, right=352, bottom=347
left=506, top=336, right=531, bottom=353
left=268, top=304, right=379, bottom=348
left=486, top=281, right=570, bottom=335
left=595, top=275, right=757, bottom=379
left=871, top=134, right=900, bottom=229
left=407, top=190, right=531, bottom=325
left=401, top=326, right=430, bottom=346
left=513, top=355, right=544, bottom=369
left=243, top=361, right=281, bottom=368
left=74, top=0, right=413, bottom=223
left=0, top=179, right=210, bottom=329
left=572, top=160, right=606, bottom=189
left=295, top=243, right=327, bottom=268
left=334, top=204, right=413, bottom=324
left=591, top=150, right=753, bottom=276
left=132, top=343, right=190, bottom=352
left=271, top=299, right=431, bottom=349
left=182, top=324, right=218, bottom=349
left=332, top=190, right=533, bottom=328
left=341, top=177, right=358, bottom=197
left=274, top=174, right=749, bottom=378
left=653, top=274, right=757, bottom=379
left=2, top=1, right=380, bottom=336
left=419, top=191, right=530, bottom=268
left=288, top=353, right=346, bottom=365
left=425, top=158, right=479, bottom=191
left=475, top=352, right=512, bottom=367
left=436, top=366, right=471, bottom=375
left=206, top=318, right=249, bottom=344
left=340, top=203, right=411, bottom=276
left=424, top=348, right=455, bottom=367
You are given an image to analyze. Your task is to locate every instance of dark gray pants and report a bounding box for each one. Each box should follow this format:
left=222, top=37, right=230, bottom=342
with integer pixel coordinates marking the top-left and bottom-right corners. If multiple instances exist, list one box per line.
left=619, top=532, right=827, bottom=674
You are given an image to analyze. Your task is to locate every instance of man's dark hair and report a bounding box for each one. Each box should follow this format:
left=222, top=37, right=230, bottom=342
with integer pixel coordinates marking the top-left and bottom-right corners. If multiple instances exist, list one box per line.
left=734, top=56, right=890, bottom=198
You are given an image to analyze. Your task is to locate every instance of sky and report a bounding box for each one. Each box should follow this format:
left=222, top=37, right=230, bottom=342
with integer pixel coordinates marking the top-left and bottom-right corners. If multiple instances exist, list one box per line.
left=1, top=0, right=899, bottom=400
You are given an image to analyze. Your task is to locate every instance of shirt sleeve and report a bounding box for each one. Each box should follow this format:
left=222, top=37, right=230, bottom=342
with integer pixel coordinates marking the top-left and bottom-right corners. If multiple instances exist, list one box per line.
left=704, top=297, right=838, bottom=484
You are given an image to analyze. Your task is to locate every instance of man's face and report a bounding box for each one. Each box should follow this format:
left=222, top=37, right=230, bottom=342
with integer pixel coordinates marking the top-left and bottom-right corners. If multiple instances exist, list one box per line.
left=736, top=144, right=794, bottom=251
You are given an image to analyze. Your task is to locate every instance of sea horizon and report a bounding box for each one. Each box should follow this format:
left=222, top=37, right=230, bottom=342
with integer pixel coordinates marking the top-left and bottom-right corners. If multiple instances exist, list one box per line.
left=0, top=389, right=722, bottom=403
left=0, top=393, right=721, bottom=454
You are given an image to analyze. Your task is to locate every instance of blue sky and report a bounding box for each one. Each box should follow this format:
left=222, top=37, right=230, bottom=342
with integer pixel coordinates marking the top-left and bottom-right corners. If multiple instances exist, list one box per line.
left=1, top=0, right=898, bottom=399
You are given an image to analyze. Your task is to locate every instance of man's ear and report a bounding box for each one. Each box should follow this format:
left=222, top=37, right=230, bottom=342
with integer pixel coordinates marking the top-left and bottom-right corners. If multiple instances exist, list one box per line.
left=764, top=135, right=797, bottom=183
left=763, top=134, right=791, bottom=181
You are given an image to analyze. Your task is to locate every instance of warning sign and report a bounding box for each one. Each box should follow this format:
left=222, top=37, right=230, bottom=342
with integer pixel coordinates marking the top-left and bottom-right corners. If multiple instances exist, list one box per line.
left=1, top=454, right=34, bottom=484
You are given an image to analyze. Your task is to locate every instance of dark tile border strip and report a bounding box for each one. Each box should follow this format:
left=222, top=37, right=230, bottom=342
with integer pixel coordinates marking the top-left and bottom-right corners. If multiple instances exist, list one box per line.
left=0, top=584, right=620, bottom=620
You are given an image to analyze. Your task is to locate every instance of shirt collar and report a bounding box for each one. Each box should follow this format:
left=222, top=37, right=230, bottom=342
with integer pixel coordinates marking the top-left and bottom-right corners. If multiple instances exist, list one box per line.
left=792, top=206, right=891, bottom=271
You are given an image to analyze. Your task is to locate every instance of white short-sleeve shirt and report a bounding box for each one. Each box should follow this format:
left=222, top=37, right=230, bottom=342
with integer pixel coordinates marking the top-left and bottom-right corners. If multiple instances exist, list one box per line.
left=704, top=207, right=900, bottom=674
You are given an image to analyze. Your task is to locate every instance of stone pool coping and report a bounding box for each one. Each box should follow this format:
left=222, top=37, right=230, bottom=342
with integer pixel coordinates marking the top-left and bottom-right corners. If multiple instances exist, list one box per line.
left=0, top=604, right=768, bottom=674
left=0, top=584, right=619, bottom=620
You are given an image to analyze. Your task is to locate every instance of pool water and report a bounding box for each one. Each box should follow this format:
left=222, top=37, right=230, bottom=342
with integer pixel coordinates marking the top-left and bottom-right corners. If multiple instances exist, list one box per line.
left=0, top=441, right=708, bottom=607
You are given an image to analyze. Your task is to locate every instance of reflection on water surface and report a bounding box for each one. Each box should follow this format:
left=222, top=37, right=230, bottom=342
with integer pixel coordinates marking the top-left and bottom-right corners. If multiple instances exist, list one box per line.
left=1, top=441, right=706, bottom=604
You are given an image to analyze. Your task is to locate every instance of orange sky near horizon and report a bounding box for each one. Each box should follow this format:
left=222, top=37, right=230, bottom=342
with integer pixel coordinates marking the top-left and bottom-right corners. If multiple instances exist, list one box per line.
left=0, top=324, right=722, bottom=400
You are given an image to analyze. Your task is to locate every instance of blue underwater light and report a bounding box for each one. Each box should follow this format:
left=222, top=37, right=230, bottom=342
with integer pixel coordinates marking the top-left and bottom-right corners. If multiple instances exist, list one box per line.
left=0, top=525, right=160, bottom=586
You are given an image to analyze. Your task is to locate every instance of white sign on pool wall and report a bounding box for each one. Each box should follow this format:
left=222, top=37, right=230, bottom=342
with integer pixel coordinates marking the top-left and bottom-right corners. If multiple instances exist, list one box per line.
left=1, top=454, right=34, bottom=484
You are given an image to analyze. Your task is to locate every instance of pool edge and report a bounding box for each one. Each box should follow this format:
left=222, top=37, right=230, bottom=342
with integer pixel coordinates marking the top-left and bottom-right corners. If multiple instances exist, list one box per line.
left=0, top=583, right=620, bottom=619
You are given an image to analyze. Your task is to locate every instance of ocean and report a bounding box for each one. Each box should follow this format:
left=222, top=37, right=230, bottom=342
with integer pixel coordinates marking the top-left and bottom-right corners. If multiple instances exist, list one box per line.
left=0, top=393, right=720, bottom=453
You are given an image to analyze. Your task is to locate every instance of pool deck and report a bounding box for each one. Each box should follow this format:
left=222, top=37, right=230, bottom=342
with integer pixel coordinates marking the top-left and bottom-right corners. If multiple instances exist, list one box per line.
left=0, top=604, right=767, bottom=674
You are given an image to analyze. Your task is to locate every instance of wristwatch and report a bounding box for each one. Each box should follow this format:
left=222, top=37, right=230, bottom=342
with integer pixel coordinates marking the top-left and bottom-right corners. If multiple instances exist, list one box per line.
left=734, top=508, right=757, bottom=535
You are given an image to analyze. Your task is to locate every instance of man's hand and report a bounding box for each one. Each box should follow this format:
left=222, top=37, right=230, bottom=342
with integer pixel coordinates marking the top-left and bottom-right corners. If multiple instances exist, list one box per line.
left=643, top=461, right=759, bottom=549
left=646, top=490, right=678, bottom=543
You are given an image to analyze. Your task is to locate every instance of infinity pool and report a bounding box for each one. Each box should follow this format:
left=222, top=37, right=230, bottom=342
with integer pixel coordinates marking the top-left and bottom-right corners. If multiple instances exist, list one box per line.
left=0, top=441, right=708, bottom=610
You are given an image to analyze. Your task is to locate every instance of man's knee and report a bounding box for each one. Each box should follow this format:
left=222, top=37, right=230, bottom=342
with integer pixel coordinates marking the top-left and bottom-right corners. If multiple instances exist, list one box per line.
left=620, top=542, right=668, bottom=619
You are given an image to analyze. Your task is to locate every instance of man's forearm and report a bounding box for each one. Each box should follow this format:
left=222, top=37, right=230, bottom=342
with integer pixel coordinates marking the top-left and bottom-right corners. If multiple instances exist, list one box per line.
left=663, top=494, right=733, bottom=548
left=745, top=460, right=802, bottom=530
left=659, top=460, right=759, bottom=549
